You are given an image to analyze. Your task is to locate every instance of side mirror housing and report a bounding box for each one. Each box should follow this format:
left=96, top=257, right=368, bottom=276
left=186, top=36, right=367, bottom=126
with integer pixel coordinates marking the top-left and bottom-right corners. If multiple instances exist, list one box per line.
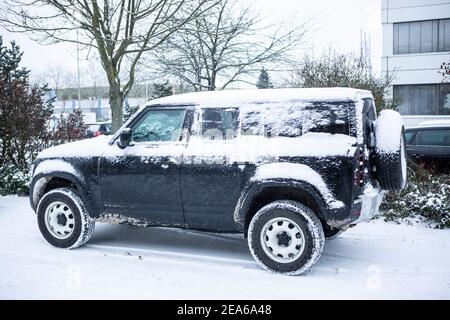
left=118, top=128, right=132, bottom=149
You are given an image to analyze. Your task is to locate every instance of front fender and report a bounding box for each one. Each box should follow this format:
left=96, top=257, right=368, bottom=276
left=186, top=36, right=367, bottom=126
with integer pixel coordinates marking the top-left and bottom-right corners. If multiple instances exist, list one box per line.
left=29, top=159, right=88, bottom=210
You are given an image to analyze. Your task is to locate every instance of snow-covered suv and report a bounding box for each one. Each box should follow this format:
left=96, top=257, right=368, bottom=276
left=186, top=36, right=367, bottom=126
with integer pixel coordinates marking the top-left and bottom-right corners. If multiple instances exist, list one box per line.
left=29, top=88, right=407, bottom=275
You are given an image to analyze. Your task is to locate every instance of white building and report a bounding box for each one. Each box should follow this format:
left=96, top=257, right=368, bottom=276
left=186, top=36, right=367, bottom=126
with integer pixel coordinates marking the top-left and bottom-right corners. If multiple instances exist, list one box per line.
left=382, top=0, right=450, bottom=127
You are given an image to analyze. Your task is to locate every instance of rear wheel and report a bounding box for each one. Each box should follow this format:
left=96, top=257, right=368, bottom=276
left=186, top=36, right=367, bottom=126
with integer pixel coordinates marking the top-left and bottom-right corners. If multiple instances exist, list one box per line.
left=37, top=188, right=95, bottom=249
left=248, top=200, right=324, bottom=275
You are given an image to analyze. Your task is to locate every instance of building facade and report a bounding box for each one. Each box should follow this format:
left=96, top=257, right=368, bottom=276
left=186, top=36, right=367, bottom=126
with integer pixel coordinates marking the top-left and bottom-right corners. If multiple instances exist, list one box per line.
left=382, top=0, right=450, bottom=126
left=52, top=85, right=148, bottom=123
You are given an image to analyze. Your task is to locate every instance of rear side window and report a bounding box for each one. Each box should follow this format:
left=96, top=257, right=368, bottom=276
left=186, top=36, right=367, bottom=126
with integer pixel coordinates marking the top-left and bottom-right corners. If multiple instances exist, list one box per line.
left=201, top=108, right=239, bottom=140
left=416, top=130, right=450, bottom=146
left=240, top=102, right=350, bottom=137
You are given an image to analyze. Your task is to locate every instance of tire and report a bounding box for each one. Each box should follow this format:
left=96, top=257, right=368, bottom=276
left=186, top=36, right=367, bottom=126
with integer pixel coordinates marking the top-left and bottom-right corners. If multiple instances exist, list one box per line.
left=248, top=200, right=325, bottom=275
left=37, top=188, right=95, bottom=249
left=374, top=110, right=408, bottom=191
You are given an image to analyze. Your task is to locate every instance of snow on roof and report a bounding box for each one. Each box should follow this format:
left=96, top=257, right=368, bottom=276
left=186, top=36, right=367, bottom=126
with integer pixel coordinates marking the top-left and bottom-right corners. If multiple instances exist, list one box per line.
left=146, top=87, right=373, bottom=107
left=407, top=125, right=450, bottom=131
left=417, top=120, right=450, bottom=126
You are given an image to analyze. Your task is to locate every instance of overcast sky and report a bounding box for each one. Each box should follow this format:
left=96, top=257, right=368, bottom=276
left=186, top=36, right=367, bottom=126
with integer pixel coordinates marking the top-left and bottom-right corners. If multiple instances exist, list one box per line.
left=0, top=0, right=382, bottom=81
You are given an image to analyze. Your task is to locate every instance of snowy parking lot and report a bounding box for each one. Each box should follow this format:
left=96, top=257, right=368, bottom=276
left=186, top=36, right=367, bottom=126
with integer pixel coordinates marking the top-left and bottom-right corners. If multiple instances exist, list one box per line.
left=0, top=195, right=449, bottom=299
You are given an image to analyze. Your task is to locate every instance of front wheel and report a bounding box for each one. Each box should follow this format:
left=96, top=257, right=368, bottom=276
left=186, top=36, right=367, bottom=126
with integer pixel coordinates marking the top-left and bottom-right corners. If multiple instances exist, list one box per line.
left=37, top=188, right=95, bottom=249
left=248, top=200, right=325, bottom=275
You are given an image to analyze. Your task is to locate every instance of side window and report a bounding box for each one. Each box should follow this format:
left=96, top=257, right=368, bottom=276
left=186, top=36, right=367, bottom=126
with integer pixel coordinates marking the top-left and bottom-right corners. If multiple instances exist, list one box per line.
left=201, top=108, right=239, bottom=140
left=404, top=131, right=416, bottom=144
left=416, top=130, right=450, bottom=146
left=132, top=109, right=186, bottom=143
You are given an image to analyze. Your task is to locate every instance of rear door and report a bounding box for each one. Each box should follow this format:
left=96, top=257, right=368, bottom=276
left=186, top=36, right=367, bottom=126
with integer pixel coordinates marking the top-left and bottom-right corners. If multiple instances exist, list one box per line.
left=180, top=107, right=249, bottom=231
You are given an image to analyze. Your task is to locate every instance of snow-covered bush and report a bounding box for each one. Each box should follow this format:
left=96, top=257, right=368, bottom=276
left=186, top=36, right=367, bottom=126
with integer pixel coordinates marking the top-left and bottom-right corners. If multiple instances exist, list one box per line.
left=0, top=164, right=31, bottom=195
left=380, top=163, right=450, bottom=229
left=0, top=37, right=89, bottom=196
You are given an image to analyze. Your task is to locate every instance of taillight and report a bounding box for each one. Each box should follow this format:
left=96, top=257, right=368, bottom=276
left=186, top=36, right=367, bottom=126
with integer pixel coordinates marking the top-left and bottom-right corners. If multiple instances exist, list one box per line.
left=93, top=131, right=103, bottom=137
left=353, top=148, right=365, bottom=187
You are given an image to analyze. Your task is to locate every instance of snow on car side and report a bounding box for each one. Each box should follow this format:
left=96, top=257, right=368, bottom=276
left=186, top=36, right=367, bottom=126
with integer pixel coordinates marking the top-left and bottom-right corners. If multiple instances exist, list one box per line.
left=29, top=87, right=407, bottom=275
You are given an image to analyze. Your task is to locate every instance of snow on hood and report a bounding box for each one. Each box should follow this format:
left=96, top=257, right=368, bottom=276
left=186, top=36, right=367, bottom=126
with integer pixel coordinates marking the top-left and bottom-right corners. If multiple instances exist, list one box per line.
left=37, top=136, right=110, bottom=159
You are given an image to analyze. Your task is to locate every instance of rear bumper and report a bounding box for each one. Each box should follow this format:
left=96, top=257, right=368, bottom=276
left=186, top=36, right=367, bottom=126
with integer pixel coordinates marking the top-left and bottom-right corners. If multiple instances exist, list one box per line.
left=352, top=182, right=384, bottom=224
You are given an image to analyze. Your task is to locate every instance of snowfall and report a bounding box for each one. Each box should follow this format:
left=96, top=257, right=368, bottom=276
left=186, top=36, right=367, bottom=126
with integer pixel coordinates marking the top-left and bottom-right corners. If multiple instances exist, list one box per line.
left=0, top=195, right=449, bottom=299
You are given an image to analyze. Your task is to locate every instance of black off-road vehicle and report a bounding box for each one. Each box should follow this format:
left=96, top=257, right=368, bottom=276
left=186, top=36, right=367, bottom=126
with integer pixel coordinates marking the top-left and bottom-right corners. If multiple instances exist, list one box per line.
left=30, top=88, right=407, bottom=275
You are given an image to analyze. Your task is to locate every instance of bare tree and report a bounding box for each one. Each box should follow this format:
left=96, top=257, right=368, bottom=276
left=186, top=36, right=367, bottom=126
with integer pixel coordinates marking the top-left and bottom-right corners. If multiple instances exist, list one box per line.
left=33, top=64, right=78, bottom=93
left=285, top=48, right=397, bottom=112
left=0, top=0, right=214, bottom=132
left=84, top=57, right=109, bottom=88
left=148, top=0, right=307, bottom=91
left=40, top=65, right=65, bottom=95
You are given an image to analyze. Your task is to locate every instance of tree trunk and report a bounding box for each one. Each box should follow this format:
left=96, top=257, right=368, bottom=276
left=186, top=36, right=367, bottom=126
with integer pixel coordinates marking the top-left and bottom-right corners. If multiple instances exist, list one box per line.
left=109, top=84, right=124, bottom=133
left=209, top=72, right=217, bottom=91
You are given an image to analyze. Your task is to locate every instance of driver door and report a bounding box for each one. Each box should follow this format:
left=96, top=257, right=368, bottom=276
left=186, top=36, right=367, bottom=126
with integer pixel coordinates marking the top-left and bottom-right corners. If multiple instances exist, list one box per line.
left=100, top=107, right=191, bottom=226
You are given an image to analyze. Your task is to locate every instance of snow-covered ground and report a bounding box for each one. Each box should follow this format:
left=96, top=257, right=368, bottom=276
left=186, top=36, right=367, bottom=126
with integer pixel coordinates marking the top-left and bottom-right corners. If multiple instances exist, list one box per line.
left=1, top=195, right=449, bottom=299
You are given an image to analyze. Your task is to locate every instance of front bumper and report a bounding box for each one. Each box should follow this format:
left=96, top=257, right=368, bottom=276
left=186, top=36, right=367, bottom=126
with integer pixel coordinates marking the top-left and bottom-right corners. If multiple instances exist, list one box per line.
left=352, top=182, right=384, bottom=224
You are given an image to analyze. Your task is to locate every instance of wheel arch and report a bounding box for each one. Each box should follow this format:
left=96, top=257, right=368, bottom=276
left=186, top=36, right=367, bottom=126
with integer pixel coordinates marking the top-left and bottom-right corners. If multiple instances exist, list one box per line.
left=30, top=172, right=88, bottom=212
left=234, top=179, right=330, bottom=237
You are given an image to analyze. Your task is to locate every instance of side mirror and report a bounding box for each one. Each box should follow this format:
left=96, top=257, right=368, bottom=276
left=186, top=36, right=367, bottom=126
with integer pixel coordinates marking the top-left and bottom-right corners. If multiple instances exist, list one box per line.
left=118, top=128, right=132, bottom=149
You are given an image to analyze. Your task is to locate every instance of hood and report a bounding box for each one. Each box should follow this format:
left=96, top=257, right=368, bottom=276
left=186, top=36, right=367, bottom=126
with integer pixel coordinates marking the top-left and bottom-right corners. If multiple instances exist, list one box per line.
left=37, top=136, right=110, bottom=159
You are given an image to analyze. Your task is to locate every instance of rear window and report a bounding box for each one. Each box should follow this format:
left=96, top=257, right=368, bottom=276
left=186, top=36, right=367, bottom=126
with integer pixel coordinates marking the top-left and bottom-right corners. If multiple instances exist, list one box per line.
left=201, top=108, right=239, bottom=140
left=416, top=130, right=450, bottom=146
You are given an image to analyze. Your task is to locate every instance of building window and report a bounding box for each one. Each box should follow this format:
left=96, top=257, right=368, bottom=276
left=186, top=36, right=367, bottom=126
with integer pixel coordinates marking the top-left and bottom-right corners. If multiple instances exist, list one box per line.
left=393, top=18, right=450, bottom=54
left=393, top=84, right=450, bottom=115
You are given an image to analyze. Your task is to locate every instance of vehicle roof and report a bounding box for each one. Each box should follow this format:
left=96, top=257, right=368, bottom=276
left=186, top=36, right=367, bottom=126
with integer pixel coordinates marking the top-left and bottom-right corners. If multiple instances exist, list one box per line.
left=145, top=87, right=373, bottom=108
left=418, top=120, right=450, bottom=126
left=86, top=122, right=111, bottom=125
left=406, top=125, right=450, bottom=131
